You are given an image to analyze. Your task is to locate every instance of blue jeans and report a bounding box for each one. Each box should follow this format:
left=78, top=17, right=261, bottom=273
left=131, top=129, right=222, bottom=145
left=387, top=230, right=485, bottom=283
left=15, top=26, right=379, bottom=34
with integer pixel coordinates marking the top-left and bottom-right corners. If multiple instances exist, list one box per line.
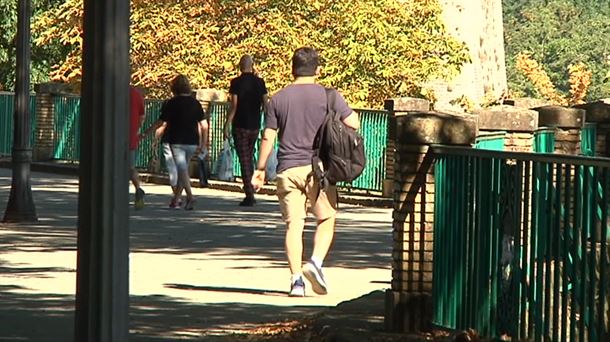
left=170, top=144, right=197, bottom=188
left=162, top=142, right=178, bottom=187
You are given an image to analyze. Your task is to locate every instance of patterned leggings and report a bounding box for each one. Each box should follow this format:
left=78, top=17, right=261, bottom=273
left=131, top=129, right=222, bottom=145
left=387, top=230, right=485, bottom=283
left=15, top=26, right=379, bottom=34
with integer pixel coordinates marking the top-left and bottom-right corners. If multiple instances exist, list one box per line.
left=233, top=127, right=260, bottom=197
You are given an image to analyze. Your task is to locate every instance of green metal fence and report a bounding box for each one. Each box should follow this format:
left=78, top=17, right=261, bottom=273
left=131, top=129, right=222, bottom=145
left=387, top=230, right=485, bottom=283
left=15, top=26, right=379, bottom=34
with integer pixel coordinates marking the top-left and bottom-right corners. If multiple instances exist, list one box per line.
left=0, top=92, right=37, bottom=156
left=206, top=102, right=389, bottom=192
left=475, top=131, right=506, bottom=150
left=207, top=101, right=237, bottom=177
left=433, top=145, right=610, bottom=341
left=1, top=94, right=389, bottom=193
left=53, top=95, right=81, bottom=161
left=534, top=128, right=556, bottom=153
left=52, top=97, right=165, bottom=167
left=582, top=123, right=597, bottom=157
left=137, top=99, right=165, bottom=169
left=348, top=108, right=388, bottom=191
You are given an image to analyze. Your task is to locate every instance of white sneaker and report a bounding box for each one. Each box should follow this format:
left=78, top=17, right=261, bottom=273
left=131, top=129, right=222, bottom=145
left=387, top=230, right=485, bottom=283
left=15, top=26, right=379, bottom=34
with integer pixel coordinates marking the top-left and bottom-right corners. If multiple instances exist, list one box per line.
left=289, top=277, right=305, bottom=297
left=303, top=262, right=328, bottom=295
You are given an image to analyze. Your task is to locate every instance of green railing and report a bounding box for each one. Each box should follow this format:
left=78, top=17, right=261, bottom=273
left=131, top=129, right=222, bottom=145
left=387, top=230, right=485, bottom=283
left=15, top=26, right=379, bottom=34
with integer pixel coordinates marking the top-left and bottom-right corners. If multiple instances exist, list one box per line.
left=433, top=145, right=610, bottom=341
left=534, top=128, right=556, bottom=153
left=475, top=131, right=506, bottom=150
left=582, top=123, right=597, bottom=157
left=0, top=92, right=37, bottom=156
left=206, top=102, right=389, bottom=192
left=1, top=94, right=389, bottom=193
left=53, top=95, right=81, bottom=161
left=137, top=99, right=165, bottom=169
left=53, top=97, right=165, bottom=167
left=207, top=102, right=238, bottom=177
left=349, top=108, right=388, bottom=191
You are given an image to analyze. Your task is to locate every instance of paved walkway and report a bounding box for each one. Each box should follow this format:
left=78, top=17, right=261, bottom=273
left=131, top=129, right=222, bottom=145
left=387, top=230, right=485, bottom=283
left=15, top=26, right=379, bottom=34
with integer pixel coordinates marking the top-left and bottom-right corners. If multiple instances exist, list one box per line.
left=0, top=167, right=394, bottom=341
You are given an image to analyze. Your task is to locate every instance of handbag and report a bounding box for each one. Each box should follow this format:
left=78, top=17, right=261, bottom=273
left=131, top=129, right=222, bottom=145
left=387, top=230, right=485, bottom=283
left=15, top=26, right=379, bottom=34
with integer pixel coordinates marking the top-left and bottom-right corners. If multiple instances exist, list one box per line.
left=215, top=139, right=234, bottom=181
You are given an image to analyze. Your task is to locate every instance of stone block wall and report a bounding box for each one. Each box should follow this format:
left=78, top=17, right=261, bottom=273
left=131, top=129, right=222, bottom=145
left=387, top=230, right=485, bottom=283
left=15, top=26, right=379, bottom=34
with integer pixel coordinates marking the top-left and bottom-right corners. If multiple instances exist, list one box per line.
left=33, top=93, right=54, bottom=161
left=194, top=88, right=228, bottom=116
left=391, top=144, right=435, bottom=294
left=474, top=105, right=539, bottom=152
left=553, top=128, right=581, bottom=155
left=383, top=98, right=430, bottom=197
left=597, top=124, right=609, bottom=157
left=504, top=132, right=534, bottom=152
left=535, top=105, right=585, bottom=155
left=32, top=82, right=71, bottom=161
left=575, top=100, right=610, bottom=157
left=385, top=107, right=477, bottom=333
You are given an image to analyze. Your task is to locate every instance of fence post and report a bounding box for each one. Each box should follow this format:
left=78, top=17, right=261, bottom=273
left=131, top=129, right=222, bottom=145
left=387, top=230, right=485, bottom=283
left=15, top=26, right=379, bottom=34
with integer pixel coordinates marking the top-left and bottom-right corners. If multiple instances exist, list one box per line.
left=384, top=109, right=477, bottom=333
left=32, top=82, right=66, bottom=161
left=534, top=105, right=585, bottom=155
left=383, top=98, right=430, bottom=197
left=475, top=105, right=539, bottom=152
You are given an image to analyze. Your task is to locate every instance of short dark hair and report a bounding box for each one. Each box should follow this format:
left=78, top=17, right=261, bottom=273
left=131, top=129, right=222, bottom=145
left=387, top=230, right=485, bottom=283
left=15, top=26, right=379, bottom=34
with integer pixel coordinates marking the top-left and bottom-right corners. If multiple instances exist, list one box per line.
left=170, top=74, right=192, bottom=96
left=291, top=47, right=319, bottom=77
left=239, top=55, right=254, bottom=72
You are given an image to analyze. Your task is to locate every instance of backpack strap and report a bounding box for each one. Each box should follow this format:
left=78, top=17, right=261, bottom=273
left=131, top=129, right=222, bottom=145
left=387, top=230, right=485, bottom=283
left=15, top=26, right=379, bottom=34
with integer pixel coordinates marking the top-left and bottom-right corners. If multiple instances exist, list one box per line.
left=311, top=88, right=335, bottom=191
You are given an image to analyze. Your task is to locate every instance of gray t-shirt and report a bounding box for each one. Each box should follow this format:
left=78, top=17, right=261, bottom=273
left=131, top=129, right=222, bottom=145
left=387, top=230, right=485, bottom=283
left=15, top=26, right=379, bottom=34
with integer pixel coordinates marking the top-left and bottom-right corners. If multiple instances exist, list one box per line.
left=265, top=83, right=352, bottom=173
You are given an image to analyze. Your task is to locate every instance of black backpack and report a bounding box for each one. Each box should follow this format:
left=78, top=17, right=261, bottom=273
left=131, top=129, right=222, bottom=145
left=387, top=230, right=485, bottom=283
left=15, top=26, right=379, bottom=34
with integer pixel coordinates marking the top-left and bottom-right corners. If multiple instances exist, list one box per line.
left=312, top=88, right=366, bottom=188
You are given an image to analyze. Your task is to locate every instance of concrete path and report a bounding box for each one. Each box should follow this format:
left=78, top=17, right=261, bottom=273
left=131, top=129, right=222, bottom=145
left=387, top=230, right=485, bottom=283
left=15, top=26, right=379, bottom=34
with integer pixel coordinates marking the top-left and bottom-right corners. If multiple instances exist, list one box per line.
left=0, top=168, right=393, bottom=341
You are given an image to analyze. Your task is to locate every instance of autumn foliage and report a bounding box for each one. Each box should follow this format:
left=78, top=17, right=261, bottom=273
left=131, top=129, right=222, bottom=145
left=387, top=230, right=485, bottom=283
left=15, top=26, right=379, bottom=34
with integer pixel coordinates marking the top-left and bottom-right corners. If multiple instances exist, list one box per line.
left=33, top=0, right=469, bottom=108
left=516, top=51, right=593, bottom=106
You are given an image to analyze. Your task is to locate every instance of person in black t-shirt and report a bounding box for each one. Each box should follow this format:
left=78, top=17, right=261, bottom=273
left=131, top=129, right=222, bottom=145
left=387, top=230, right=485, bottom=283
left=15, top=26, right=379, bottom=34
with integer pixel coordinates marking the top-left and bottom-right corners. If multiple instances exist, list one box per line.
left=223, top=55, right=268, bottom=206
left=158, top=75, right=207, bottom=210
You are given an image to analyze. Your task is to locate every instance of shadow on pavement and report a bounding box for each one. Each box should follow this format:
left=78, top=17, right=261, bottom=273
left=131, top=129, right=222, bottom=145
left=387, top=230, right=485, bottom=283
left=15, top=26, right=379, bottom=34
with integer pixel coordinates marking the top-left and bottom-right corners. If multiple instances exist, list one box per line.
left=0, top=288, right=328, bottom=341
left=0, top=170, right=393, bottom=340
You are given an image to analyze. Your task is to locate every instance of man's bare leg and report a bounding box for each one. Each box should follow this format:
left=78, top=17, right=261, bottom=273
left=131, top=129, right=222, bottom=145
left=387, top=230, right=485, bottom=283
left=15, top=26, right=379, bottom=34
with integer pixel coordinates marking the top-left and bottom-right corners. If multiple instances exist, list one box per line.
left=131, top=167, right=145, bottom=209
left=312, top=216, right=335, bottom=262
left=130, top=167, right=141, bottom=190
left=303, top=216, right=335, bottom=295
left=285, top=219, right=305, bottom=274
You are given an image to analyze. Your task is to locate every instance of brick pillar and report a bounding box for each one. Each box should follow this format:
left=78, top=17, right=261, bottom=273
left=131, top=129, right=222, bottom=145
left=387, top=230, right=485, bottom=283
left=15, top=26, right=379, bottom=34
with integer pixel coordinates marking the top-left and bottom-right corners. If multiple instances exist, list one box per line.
left=574, top=100, right=610, bottom=157
left=382, top=98, right=430, bottom=197
left=475, top=105, right=539, bottom=152
left=193, top=88, right=228, bottom=115
left=32, top=82, right=67, bottom=161
left=384, top=110, right=477, bottom=333
left=535, top=105, right=585, bottom=155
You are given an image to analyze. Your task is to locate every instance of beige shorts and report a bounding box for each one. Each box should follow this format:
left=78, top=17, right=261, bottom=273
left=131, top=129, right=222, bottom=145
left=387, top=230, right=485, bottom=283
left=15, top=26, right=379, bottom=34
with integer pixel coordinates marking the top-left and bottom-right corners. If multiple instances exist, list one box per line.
left=276, top=165, right=337, bottom=223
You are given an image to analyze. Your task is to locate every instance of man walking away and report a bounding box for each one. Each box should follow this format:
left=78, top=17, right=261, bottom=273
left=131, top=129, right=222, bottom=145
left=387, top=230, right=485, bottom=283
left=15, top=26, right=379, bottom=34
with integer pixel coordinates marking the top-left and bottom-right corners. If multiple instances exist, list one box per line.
left=224, top=55, right=268, bottom=206
left=251, top=47, right=359, bottom=297
left=129, top=86, right=146, bottom=209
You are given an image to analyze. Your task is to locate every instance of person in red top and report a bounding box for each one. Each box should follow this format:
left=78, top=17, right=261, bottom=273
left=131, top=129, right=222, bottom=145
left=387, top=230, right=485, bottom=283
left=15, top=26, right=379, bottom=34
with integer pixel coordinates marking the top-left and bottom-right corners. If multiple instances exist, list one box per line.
left=129, top=86, right=146, bottom=209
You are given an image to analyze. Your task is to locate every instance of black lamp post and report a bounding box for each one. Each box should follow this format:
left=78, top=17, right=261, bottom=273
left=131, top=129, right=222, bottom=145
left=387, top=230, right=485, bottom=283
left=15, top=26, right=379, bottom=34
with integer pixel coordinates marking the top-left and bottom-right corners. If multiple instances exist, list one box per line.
left=3, top=0, right=37, bottom=223
left=74, top=0, right=131, bottom=340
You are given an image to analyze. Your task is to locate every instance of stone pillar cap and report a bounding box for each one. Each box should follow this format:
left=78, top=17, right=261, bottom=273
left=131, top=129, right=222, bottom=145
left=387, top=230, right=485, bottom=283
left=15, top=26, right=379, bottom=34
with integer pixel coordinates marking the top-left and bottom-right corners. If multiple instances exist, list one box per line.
left=573, top=99, right=610, bottom=123
left=503, top=97, right=552, bottom=109
left=385, top=97, right=430, bottom=113
left=394, top=111, right=477, bottom=145
left=34, top=82, right=72, bottom=95
left=534, top=105, right=585, bottom=129
left=193, top=88, right=228, bottom=102
left=474, top=105, right=538, bottom=132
